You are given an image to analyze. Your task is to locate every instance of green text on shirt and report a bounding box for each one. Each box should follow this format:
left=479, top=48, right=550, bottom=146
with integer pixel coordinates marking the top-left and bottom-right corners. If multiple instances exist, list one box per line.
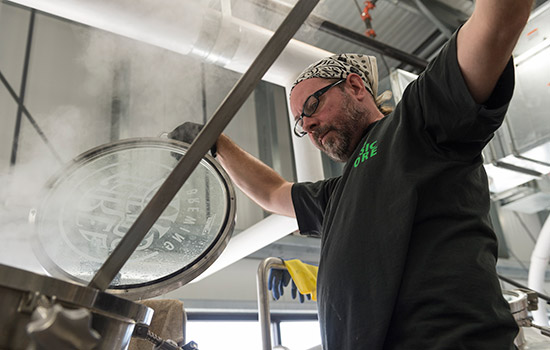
left=354, top=140, right=378, bottom=168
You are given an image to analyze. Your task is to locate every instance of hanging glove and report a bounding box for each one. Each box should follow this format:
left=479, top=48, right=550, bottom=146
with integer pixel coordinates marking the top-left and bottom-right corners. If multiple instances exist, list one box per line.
left=267, top=259, right=318, bottom=303
left=284, top=259, right=318, bottom=302
left=290, top=279, right=312, bottom=303
left=268, top=268, right=291, bottom=300
left=167, top=121, right=217, bottom=157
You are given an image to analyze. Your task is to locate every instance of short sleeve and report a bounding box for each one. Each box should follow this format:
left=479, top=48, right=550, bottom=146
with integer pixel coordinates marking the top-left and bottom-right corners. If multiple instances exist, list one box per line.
left=401, top=29, right=515, bottom=158
left=291, top=178, right=340, bottom=237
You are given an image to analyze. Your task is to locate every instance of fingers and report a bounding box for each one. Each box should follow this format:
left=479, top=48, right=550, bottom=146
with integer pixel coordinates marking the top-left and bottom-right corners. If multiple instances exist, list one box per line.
left=268, top=269, right=312, bottom=303
left=291, top=280, right=297, bottom=299
left=268, top=269, right=285, bottom=300
left=267, top=269, right=274, bottom=290
left=282, top=270, right=291, bottom=287
left=291, top=281, right=305, bottom=303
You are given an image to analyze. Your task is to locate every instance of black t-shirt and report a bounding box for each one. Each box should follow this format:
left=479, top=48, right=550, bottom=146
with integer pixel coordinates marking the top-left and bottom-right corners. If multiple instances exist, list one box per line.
left=291, top=33, right=518, bottom=349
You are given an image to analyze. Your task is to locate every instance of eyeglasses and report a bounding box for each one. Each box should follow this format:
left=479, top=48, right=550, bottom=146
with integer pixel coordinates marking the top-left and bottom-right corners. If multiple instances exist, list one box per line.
left=294, top=79, right=346, bottom=137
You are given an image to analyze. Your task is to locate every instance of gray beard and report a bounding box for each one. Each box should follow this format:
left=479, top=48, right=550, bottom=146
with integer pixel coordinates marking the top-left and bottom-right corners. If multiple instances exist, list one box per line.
left=321, top=128, right=354, bottom=162
left=314, top=95, right=367, bottom=162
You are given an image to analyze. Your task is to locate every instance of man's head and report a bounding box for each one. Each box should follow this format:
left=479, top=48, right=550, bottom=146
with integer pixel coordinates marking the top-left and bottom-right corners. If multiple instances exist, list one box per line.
left=289, top=54, right=388, bottom=162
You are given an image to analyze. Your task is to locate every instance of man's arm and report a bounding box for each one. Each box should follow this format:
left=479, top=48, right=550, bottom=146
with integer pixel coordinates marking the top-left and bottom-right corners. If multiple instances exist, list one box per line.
left=216, top=134, right=296, bottom=218
left=457, top=0, right=533, bottom=104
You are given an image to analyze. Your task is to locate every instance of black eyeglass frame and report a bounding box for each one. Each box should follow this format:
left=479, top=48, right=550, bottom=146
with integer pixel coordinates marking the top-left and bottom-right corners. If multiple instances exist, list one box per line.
left=293, top=78, right=346, bottom=137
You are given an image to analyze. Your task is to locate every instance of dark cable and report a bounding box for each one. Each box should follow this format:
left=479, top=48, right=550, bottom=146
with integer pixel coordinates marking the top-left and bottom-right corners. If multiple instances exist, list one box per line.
left=0, top=70, right=63, bottom=165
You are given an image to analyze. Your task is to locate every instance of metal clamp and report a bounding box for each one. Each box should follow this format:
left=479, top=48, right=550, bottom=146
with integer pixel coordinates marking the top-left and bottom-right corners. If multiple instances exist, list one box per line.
left=26, top=304, right=101, bottom=350
left=17, top=291, right=56, bottom=314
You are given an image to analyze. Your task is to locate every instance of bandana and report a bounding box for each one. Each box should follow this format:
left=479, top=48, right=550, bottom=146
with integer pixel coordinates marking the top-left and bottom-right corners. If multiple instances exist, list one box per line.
left=291, top=53, right=391, bottom=107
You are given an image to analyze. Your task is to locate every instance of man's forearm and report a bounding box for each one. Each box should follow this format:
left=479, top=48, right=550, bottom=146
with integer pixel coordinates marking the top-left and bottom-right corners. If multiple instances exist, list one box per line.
left=216, top=134, right=296, bottom=218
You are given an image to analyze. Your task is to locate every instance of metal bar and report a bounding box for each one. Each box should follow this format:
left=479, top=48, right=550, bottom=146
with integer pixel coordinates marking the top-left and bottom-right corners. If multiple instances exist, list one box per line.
left=498, top=274, right=550, bottom=303
left=514, top=154, right=550, bottom=167
left=10, top=9, right=35, bottom=167
left=88, top=0, right=320, bottom=291
left=252, top=0, right=429, bottom=70
left=0, top=70, right=63, bottom=165
left=493, top=161, right=543, bottom=177
left=317, top=21, right=428, bottom=69
left=257, top=257, right=285, bottom=350
left=109, top=61, right=130, bottom=142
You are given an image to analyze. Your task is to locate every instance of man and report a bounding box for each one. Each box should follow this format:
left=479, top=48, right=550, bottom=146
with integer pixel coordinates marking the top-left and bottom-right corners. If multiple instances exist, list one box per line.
left=171, top=1, right=533, bottom=348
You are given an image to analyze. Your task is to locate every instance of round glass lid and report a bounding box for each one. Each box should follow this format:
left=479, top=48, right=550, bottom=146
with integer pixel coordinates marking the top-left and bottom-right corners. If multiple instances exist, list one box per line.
left=32, top=138, right=235, bottom=299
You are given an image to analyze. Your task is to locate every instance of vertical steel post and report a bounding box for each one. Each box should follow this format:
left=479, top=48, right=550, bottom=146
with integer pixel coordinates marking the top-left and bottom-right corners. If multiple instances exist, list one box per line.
left=256, top=257, right=285, bottom=350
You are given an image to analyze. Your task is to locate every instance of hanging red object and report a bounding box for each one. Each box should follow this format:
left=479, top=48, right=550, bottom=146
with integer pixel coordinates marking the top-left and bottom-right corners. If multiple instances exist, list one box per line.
left=361, top=0, right=376, bottom=20
left=365, top=28, right=376, bottom=38
left=360, top=1, right=377, bottom=38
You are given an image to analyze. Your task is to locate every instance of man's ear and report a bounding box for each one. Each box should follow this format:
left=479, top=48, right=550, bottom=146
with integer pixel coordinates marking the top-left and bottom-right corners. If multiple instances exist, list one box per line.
left=346, top=73, right=370, bottom=101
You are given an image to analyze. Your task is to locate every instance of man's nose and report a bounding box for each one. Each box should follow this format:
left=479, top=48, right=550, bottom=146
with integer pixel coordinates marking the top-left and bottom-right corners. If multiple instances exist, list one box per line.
left=301, top=116, right=318, bottom=133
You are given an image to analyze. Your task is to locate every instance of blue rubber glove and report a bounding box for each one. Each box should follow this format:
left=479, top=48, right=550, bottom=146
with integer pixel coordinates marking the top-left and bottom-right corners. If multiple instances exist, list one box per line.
left=291, top=282, right=312, bottom=303
left=268, top=268, right=291, bottom=300
left=268, top=268, right=311, bottom=303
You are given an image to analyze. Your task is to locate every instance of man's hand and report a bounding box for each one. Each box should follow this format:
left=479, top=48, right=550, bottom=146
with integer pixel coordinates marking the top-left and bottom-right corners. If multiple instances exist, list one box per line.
left=168, top=122, right=217, bottom=157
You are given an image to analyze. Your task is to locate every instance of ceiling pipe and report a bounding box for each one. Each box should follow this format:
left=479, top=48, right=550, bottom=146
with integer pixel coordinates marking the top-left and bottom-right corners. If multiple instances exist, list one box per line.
left=528, top=214, right=550, bottom=326
left=251, top=0, right=429, bottom=71
left=5, top=0, right=327, bottom=279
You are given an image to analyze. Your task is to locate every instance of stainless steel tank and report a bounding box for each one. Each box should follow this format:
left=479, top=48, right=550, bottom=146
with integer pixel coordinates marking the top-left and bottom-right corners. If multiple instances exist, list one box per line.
left=0, top=264, right=152, bottom=350
left=504, top=289, right=550, bottom=350
left=0, top=138, right=236, bottom=349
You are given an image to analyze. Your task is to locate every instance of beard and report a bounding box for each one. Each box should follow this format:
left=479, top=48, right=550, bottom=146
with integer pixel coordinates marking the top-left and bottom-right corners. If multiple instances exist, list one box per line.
left=312, top=94, right=367, bottom=162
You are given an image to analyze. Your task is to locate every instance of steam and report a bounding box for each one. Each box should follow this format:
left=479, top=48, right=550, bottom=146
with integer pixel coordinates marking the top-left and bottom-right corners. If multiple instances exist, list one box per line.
left=0, top=0, right=298, bottom=275
left=0, top=0, right=250, bottom=274
left=76, top=29, right=206, bottom=138
left=230, top=0, right=333, bottom=44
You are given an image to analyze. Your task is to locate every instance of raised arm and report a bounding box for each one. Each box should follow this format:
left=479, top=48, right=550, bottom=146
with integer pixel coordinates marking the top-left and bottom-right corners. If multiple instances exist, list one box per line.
left=457, top=0, right=533, bottom=104
left=169, top=122, right=295, bottom=217
left=216, top=134, right=295, bottom=218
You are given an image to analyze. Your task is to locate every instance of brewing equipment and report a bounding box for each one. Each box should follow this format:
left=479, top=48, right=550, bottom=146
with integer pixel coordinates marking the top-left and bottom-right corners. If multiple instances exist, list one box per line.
left=0, top=139, right=236, bottom=350
left=31, top=138, right=236, bottom=300
left=504, top=289, right=550, bottom=349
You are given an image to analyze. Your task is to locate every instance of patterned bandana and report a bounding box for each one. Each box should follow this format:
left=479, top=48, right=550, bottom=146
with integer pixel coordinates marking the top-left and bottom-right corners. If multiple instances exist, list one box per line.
left=292, top=53, right=379, bottom=98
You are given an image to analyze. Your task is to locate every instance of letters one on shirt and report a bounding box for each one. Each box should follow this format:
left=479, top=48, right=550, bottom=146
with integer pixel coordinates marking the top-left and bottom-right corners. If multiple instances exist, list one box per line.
left=354, top=140, right=378, bottom=168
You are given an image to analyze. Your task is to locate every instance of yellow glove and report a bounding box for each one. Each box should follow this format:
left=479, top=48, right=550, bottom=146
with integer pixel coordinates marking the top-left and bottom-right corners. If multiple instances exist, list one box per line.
left=284, top=259, right=318, bottom=301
